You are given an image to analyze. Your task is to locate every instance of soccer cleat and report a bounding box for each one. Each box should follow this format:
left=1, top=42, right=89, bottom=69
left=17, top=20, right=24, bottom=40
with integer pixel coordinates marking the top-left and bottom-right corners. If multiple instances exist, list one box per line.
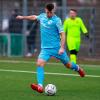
left=31, top=84, right=44, bottom=93
left=78, top=67, right=85, bottom=77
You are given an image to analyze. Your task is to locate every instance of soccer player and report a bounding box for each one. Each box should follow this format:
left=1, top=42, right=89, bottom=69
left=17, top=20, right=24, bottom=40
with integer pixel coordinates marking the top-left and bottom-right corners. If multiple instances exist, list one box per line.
left=63, top=9, right=88, bottom=63
left=16, top=4, right=85, bottom=93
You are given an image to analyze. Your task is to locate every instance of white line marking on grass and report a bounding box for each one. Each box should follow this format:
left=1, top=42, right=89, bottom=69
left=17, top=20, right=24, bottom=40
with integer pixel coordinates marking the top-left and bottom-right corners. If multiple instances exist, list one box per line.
left=0, top=60, right=100, bottom=67
left=0, top=69, right=100, bottom=78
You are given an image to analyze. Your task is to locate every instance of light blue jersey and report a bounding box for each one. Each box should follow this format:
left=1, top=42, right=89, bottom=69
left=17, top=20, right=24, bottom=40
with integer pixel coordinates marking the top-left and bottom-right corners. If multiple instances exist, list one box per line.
left=34, top=13, right=80, bottom=88
left=37, top=13, right=64, bottom=48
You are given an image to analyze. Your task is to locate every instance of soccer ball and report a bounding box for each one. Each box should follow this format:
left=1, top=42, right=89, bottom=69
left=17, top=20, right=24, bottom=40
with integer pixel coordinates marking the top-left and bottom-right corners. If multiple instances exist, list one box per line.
left=45, top=84, right=57, bottom=96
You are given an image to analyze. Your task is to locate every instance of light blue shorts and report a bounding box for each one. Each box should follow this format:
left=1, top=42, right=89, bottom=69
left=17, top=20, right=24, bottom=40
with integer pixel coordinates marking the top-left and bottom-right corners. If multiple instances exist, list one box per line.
left=38, top=48, right=69, bottom=64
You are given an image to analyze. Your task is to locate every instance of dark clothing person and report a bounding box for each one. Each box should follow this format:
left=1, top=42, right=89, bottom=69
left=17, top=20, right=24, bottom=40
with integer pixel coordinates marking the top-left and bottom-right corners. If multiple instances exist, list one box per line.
left=26, top=20, right=38, bottom=56
left=9, top=9, right=23, bottom=34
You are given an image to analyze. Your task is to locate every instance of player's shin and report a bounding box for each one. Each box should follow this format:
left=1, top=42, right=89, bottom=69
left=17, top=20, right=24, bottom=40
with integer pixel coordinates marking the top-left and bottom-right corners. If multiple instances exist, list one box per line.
left=65, top=62, right=79, bottom=71
left=71, top=62, right=79, bottom=71
left=37, top=66, right=44, bottom=87
left=65, top=62, right=85, bottom=77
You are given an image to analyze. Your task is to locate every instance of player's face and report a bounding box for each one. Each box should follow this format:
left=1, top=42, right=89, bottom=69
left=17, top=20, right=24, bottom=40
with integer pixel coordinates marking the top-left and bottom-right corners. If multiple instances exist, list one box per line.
left=45, top=9, right=54, bottom=18
left=69, top=10, right=77, bottom=19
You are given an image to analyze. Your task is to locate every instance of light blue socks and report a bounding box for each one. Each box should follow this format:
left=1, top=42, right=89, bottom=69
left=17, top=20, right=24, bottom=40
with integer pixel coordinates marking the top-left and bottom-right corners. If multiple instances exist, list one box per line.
left=37, top=66, right=44, bottom=87
left=71, top=62, right=79, bottom=71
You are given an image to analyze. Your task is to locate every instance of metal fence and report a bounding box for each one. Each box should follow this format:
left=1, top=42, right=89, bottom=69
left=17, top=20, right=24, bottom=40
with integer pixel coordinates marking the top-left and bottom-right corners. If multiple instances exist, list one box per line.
left=0, top=0, right=99, bottom=57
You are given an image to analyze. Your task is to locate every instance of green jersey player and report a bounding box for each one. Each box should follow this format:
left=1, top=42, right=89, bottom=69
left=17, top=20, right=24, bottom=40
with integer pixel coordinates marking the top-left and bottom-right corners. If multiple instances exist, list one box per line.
left=63, top=9, right=88, bottom=63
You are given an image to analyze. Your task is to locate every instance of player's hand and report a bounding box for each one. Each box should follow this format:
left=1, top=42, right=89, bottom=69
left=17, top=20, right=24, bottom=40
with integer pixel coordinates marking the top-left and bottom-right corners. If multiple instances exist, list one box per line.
left=16, top=15, right=24, bottom=19
left=58, top=47, right=64, bottom=55
left=85, top=34, right=89, bottom=39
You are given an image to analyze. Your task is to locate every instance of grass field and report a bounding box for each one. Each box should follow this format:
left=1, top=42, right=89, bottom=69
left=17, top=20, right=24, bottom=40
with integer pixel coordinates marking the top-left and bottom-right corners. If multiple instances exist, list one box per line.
left=0, top=57, right=100, bottom=100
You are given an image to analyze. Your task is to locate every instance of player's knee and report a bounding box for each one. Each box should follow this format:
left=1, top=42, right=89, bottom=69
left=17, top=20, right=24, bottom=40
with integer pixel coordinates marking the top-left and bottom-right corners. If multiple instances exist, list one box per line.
left=70, top=50, right=78, bottom=55
left=37, top=61, right=44, bottom=66
left=65, top=62, right=72, bottom=68
left=36, top=59, right=46, bottom=67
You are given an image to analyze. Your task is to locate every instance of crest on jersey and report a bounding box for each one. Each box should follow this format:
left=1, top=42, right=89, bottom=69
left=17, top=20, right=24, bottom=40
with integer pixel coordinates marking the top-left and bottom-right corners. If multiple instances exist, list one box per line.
left=48, top=20, right=53, bottom=24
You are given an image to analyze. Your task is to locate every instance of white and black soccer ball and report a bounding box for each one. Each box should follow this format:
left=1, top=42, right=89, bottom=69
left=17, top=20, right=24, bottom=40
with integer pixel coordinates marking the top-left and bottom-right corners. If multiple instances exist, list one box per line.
left=45, top=84, right=57, bottom=96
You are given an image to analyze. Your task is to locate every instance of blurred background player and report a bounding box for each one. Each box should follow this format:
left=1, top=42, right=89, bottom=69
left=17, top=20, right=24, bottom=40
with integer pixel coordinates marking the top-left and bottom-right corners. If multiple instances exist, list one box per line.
left=26, top=20, right=38, bottom=57
left=9, top=9, right=23, bottom=34
left=16, top=3, right=85, bottom=93
left=63, top=9, right=88, bottom=63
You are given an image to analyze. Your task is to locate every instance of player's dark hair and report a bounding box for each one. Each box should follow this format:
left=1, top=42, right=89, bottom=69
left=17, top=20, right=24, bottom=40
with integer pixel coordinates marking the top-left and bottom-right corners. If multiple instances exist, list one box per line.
left=70, top=9, right=77, bottom=13
left=45, top=3, right=54, bottom=12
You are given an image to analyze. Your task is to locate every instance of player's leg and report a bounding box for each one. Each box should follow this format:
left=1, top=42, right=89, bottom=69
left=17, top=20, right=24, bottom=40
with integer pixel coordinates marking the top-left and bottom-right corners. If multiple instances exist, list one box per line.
left=36, top=59, right=46, bottom=87
left=70, top=50, right=78, bottom=64
left=31, top=49, right=51, bottom=93
left=67, top=37, right=76, bottom=63
left=56, top=51, right=85, bottom=77
left=71, top=38, right=81, bottom=63
left=64, top=62, right=85, bottom=77
left=67, top=37, right=80, bottom=63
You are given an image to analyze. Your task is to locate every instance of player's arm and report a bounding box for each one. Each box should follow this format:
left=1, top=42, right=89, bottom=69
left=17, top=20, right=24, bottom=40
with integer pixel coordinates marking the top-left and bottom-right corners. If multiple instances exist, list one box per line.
left=59, top=32, right=65, bottom=54
left=60, top=32, right=65, bottom=49
left=16, top=15, right=37, bottom=20
left=80, top=18, right=88, bottom=34
left=63, top=19, right=68, bottom=33
left=80, top=18, right=89, bottom=38
left=56, top=18, right=65, bottom=54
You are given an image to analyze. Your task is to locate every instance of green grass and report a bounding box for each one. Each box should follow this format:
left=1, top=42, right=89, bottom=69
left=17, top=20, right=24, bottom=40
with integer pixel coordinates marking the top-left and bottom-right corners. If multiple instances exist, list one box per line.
left=0, top=58, right=100, bottom=100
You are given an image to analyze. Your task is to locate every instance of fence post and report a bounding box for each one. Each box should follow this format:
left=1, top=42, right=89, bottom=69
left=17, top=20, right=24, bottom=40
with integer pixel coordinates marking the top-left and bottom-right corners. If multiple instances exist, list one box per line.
left=62, top=0, right=67, bottom=21
left=22, top=0, right=28, bottom=56
left=7, top=34, right=11, bottom=57
left=89, top=7, right=95, bottom=56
